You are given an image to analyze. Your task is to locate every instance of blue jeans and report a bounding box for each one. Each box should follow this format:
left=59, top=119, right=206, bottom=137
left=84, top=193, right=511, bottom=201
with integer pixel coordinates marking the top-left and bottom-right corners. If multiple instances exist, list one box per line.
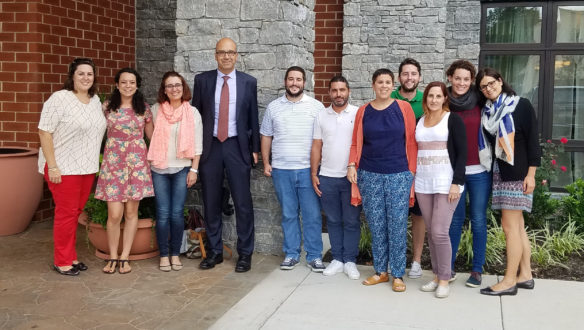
left=358, top=169, right=413, bottom=277
left=319, top=175, right=361, bottom=263
left=449, top=171, right=491, bottom=273
left=272, top=168, right=323, bottom=261
left=152, top=167, right=189, bottom=257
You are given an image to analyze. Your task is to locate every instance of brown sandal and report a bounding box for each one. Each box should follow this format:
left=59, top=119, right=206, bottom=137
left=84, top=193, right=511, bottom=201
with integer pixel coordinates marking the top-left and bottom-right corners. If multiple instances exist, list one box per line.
left=392, top=277, right=406, bottom=292
left=102, top=259, right=117, bottom=274
left=362, top=272, right=389, bottom=286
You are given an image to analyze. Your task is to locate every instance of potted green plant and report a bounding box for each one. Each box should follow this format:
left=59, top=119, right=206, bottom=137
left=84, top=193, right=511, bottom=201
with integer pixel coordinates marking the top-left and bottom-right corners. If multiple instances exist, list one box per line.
left=78, top=194, right=159, bottom=260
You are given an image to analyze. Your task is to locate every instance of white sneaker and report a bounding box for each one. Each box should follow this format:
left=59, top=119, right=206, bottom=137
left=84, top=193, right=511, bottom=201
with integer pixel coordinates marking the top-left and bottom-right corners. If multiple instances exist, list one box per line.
left=344, top=262, right=360, bottom=280
left=435, top=284, right=450, bottom=298
left=323, top=260, right=344, bottom=276
left=408, top=261, right=422, bottom=278
left=420, top=280, right=439, bottom=292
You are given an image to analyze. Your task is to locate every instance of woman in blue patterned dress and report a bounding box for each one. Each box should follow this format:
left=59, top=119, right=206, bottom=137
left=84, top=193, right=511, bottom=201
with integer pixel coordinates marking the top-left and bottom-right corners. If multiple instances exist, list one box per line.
left=95, top=68, right=154, bottom=274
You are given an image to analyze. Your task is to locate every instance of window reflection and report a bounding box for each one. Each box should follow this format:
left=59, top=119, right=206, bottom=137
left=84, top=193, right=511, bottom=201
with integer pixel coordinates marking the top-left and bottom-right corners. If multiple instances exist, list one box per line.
left=483, top=55, right=540, bottom=109
left=552, top=55, right=584, bottom=141
left=557, top=6, right=584, bottom=43
left=551, top=151, right=584, bottom=189
left=486, top=7, right=542, bottom=43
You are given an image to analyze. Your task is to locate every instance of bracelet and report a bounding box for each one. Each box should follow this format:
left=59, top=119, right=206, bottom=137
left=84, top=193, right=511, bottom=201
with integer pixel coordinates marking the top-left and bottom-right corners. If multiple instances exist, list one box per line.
left=347, top=164, right=355, bottom=168
left=48, top=167, right=59, bottom=172
left=189, top=168, right=198, bottom=174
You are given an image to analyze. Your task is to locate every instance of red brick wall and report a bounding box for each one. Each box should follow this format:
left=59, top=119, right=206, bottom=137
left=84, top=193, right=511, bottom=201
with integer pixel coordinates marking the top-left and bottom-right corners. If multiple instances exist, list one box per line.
left=0, top=0, right=136, bottom=221
left=313, top=0, right=344, bottom=105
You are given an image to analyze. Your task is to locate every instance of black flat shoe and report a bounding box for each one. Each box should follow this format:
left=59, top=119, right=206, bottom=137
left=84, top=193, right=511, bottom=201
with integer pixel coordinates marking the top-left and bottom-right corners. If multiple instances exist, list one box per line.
left=199, top=252, right=223, bottom=270
left=53, top=265, right=80, bottom=276
left=72, top=262, right=88, bottom=271
left=235, top=254, right=252, bottom=273
left=517, top=279, right=535, bottom=290
left=480, top=285, right=517, bottom=296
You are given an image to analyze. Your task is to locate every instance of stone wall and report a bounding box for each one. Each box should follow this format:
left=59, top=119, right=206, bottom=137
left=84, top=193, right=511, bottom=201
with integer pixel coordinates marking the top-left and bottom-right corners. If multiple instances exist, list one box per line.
left=444, top=0, right=481, bottom=68
left=173, top=0, right=317, bottom=255
left=174, top=0, right=316, bottom=116
left=342, top=0, right=481, bottom=105
left=135, top=0, right=178, bottom=103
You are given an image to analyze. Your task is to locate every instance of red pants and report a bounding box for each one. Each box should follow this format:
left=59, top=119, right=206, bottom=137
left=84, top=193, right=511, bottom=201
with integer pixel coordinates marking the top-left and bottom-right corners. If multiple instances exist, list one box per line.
left=44, top=166, right=94, bottom=267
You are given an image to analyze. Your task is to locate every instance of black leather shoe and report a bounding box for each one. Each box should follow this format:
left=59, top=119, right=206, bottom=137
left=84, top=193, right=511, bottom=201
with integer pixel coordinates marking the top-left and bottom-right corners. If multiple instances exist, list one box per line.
left=480, top=285, right=518, bottom=296
left=53, top=265, right=80, bottom=276
left=72, top=262, right=88, bottom=271
left=517, top=279, right=535, bottom=290
left=235, top=254, right=252, bottom=273
left=199, top=252, right=223, bottom=270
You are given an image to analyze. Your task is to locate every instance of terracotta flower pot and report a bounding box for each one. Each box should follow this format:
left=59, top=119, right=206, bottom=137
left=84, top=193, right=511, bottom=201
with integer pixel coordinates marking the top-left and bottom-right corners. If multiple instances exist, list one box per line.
left=0, top=147, right=43, bottom=236
left=78, top=212, right=159, bottom=260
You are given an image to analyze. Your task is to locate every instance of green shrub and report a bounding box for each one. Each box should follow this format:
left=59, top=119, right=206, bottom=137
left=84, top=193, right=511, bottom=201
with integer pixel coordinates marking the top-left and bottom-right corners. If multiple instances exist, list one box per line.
left=456, top=214, right=505, bottom=268
left=529, top=219, right=584, bottom=268
left=358, top=220, right=372, bottom=259
left=484, top=215, right=506, bottom=267
left=83, top=194, right=157, bottom=228
left=560, top=179, right=584, bottom=232
left=525, top=139, right=565, bottom=229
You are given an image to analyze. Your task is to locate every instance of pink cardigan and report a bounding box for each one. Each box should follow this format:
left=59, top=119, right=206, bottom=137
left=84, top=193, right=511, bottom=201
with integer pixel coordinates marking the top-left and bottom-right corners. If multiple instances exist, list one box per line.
left=348, top=100, right=418, bottom=206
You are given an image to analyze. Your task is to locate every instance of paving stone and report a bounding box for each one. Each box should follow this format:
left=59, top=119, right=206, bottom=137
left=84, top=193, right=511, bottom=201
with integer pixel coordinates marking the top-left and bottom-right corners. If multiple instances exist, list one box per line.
left=0, top=221, right=280, bottom=330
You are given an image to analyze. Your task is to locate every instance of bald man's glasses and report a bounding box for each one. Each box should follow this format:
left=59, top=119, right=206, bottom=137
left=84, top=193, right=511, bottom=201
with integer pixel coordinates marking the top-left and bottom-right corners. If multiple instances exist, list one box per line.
left=216, top=51, right=237, bottom=57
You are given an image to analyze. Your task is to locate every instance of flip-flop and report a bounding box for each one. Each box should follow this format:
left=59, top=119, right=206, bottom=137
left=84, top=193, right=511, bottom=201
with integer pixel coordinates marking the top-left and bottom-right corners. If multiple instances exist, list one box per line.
left=118, top=259, right=132, bottom=274
left=159, top=264, right=172, bottom=272
left=171, top=263, right=183, bottom=271
left=102, top=259, right=118, bottom=274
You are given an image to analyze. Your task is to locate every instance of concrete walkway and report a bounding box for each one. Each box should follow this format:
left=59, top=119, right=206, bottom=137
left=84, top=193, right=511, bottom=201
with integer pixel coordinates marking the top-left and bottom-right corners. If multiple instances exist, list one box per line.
left=211, top=262, right=584, bottom=330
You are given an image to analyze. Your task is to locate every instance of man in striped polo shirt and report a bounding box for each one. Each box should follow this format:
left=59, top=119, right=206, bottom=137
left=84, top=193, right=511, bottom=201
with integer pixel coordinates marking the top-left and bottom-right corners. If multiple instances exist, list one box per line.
left=261, top=66, right=326, bottom=272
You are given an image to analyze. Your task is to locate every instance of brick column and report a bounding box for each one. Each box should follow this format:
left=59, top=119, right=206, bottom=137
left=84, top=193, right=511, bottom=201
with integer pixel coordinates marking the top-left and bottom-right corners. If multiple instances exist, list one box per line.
left=313, top=0, right=344, bottom=104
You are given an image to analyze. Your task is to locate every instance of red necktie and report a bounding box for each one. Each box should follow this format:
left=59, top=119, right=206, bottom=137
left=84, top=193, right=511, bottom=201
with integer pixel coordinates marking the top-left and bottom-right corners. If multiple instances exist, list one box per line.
left=217, top=76, right=230, bottom=142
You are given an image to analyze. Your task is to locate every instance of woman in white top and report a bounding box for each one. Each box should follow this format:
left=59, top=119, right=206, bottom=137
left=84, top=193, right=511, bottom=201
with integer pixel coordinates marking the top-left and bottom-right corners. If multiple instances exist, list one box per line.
left=147, top=71, right=202, bottom=272
left=415, top=81, right=467, bottom=298
left=38, top=58, right=107, bottom=276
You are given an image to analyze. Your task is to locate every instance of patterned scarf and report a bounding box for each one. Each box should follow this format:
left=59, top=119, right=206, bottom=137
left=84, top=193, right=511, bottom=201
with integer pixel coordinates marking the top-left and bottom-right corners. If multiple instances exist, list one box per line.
left=478, top=93, right=520, bottom=171
left=147, top=101, right=195, bottom=169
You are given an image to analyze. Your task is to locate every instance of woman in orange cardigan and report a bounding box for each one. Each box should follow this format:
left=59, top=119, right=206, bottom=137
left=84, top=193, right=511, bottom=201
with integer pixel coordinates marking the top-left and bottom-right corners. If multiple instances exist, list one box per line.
left=347, top=68, right=417, bottom=292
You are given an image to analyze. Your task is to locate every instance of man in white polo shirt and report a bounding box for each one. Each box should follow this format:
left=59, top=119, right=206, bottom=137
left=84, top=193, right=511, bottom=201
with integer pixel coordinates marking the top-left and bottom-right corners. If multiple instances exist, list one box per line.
left=261, top=66, right=326, bottom=272
left=310, top=76, right=361, bottom=280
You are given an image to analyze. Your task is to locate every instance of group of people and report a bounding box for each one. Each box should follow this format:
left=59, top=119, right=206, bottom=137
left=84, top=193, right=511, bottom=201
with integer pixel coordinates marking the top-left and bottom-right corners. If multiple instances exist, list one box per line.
left=263, top=57, right=540, bottom=299
left=38, top=38, right=257, bottom=277
left=38, top=38, right=540, bottom=299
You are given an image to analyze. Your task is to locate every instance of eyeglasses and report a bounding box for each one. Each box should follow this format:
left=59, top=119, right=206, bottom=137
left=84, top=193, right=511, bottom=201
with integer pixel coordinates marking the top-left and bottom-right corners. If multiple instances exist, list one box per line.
left=216, top=50, right=237, bottom=57
left=165, top=83, right=183, bottom=90
left=479, top=80, right=498, bottom=91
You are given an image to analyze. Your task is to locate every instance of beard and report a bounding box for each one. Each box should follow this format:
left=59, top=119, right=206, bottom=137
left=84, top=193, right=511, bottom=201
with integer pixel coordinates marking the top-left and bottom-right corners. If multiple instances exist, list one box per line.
left=285, top=86, right=304, bottom=98
left=331, top=97, right=348, bottom=108
left=400, top=81, right=419, bottom=93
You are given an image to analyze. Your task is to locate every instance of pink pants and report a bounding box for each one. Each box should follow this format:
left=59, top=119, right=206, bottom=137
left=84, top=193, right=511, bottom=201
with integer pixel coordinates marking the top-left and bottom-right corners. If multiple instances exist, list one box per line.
left=416, top=193, right=459, bottom=281
left=44, top=166, right=94, bottom=267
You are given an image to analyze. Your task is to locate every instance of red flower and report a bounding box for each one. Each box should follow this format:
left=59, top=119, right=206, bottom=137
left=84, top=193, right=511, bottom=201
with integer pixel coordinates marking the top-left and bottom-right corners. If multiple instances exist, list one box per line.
left=551, top=159, right=557, bottom=165
left=541, top=179, right=547, bottom=186
left=547, top=139, right=552, bottom=143
left=561, top=166, right=567, bottom=172
left=561, top=137, right=568, bottom=144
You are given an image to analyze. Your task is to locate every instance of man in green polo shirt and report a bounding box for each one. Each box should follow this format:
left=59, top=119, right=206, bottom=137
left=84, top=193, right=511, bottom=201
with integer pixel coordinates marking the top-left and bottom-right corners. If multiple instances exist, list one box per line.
left=391, top=58, right=425, bottom=278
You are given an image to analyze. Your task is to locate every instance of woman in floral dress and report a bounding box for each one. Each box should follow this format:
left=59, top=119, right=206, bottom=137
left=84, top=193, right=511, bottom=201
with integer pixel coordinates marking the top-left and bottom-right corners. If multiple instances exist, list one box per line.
left=95, top=68, right=154, bottom=274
